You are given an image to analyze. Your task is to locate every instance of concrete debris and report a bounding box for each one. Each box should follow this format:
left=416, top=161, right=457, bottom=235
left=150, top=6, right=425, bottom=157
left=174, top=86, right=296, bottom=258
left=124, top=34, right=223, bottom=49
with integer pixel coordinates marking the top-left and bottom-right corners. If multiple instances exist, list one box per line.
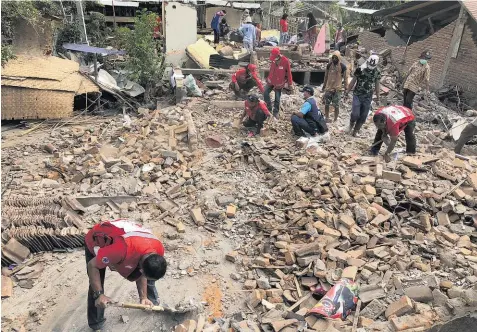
left=2, top=35, right=477, bottom=332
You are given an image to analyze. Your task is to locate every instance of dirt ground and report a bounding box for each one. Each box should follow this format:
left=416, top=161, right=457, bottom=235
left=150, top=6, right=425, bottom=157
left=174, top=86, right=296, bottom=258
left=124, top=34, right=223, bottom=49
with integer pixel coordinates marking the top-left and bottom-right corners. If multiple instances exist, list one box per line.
left=1, top=219, right=244, bottom=331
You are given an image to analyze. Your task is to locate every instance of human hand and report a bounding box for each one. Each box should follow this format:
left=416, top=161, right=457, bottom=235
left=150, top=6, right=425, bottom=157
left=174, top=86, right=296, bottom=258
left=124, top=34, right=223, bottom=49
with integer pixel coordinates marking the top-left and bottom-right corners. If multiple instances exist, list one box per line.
left=234, top=82, right=240, bottom=91
left=140, top=298, right=154, bottom=307
left=384, top=153, right=391, bottom=163
left=95, top=294, right=112, bottom=309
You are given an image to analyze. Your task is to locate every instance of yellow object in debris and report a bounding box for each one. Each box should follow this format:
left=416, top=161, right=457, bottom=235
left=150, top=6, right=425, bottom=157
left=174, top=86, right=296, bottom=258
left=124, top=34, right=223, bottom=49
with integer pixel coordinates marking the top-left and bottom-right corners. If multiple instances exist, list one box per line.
left=261, top=29, right=280, bottom=40
left=186, top=39, right=219, bottom=68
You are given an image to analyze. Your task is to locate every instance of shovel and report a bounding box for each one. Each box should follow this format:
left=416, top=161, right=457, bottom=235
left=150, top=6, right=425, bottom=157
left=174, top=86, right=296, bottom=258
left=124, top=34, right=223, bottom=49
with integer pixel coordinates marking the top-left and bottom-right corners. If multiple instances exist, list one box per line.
left=111, top=302, right=195, bottom=314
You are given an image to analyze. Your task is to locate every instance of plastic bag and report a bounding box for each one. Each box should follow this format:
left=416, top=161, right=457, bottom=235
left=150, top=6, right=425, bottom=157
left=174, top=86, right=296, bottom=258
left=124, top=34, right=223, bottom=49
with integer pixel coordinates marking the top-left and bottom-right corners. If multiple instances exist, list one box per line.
left=308, top=278, right=359, bottom=319
left=184, top=75, right=202, bottom=97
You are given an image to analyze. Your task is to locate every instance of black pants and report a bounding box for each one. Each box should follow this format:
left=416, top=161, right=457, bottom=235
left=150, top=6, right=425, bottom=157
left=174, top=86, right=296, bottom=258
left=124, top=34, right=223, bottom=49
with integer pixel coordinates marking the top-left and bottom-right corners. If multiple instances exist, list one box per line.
left=243, top=109, right=267, bottom=134
left=403, top=88, right=416, bottom=110
left=85, top=248, right=159, bottom=330
left=213, top=29, right=220, bottom=44
left=370, top=120, right=416, bottom=155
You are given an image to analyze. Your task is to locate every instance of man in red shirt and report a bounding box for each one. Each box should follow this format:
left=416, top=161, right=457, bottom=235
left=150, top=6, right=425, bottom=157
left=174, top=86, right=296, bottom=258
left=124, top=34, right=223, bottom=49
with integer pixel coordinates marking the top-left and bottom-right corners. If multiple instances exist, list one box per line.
left=370, top=105, right=416, bottom=162
left=84, top=219, right=167, bottom=331
left=264, top=47, right=293, bottom=119
left=239, top=94, right=271, bottom=137
left=280, top=14, right=289, bottom=45
left=230, top=64, right=264, bottom=98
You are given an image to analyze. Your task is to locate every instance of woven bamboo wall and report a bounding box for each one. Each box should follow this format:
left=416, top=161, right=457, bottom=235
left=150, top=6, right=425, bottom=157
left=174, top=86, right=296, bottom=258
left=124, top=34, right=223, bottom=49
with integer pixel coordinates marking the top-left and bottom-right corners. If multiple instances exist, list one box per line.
left=1, top=87, right=74, bottom=120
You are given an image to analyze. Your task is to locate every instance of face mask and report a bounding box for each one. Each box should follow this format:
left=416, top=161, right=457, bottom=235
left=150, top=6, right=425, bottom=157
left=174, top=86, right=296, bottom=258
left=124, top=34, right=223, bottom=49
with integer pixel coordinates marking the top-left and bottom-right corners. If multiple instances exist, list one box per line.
left=420, top=59, right=427, bottom=65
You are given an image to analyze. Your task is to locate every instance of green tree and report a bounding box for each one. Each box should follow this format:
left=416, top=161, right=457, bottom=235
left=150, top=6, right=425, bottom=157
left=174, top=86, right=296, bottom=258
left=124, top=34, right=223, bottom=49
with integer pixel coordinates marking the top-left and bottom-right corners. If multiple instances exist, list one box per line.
left=115, top=9, right=163, bottom=101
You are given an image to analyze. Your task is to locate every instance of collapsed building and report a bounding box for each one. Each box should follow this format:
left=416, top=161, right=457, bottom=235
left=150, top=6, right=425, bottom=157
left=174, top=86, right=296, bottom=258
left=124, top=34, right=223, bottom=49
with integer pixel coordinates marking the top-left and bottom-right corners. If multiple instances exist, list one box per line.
left=359, top=0, right=477, bottom=100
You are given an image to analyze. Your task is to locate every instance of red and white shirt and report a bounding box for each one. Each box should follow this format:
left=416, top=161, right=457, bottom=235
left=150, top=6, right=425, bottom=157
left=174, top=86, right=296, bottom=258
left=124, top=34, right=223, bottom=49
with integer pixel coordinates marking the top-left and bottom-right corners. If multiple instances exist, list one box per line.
left=375, top=105, right=415, bottom=137
left=85, top=219, right=164, bottom=280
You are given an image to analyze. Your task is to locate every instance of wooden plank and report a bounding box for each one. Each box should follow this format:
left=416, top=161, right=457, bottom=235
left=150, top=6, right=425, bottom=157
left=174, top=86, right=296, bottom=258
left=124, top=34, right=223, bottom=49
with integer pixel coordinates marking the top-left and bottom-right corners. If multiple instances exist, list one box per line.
left=451, top=10, right=467, bottom=58
left=1, top=276, right=13, bottom=298
left=287, top=292, right=312, bottom=312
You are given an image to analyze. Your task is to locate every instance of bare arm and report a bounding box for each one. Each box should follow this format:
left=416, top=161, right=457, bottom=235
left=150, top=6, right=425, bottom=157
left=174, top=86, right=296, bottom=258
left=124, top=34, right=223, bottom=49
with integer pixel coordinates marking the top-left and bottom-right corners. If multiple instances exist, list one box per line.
left=375, top=80, right=380, bottom=101
left=87, top=259, right=104, bottom=293
left=322, top=68, right=329, bottom=91
left=136, top=275, right=148, bottom=300
left=346, top=77, right=357, bottom=93
left=385, top=136, right=398, bottom=155
left=343, top=68, right=349, bottom=90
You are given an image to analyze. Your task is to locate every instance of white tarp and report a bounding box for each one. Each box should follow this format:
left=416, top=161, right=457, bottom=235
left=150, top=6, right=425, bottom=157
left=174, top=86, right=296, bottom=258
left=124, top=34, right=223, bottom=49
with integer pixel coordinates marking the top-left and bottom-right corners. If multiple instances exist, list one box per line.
left=339, top=6, right=378, bottom=14
left=205, top=1, right=261, bottom=9
left=98, top=0, right=139, bottom=7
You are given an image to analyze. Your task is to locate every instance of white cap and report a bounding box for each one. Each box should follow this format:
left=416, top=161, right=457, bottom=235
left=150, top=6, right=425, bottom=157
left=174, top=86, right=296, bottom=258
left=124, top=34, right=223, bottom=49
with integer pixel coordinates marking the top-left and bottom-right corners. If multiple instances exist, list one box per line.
left=361, top=54, right=379, bottom=70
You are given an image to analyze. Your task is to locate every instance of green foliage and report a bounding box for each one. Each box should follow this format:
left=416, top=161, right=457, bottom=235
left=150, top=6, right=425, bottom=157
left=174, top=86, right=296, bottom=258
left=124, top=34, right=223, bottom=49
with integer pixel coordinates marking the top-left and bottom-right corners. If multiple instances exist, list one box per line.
left=56, top=23, right=82, bottom=54
left=114, top=9, right=163, bottom=92
left=86, top=12, right=112, bottom=47
left=1, top=45, right=16, bottom=67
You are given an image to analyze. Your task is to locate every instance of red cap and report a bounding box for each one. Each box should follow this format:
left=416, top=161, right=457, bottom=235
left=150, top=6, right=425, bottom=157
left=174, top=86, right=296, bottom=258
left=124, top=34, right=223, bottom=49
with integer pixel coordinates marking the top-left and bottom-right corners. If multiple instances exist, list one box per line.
left=269, top=47, right=280, bottom=60
left=247, top=64, right=257, bottom=72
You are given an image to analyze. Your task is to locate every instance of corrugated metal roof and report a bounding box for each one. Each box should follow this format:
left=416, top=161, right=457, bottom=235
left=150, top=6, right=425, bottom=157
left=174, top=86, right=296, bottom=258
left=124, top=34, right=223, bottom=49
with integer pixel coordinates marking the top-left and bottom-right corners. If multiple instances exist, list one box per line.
left=205, top=1, right=261, bottom=9
left=63, top=43, right=126, bottom=55
left=461, top=0, right=477, bottom=21
left=98, top=0, right=139, bottom=7
left=339, top=6, right=378, bottom=15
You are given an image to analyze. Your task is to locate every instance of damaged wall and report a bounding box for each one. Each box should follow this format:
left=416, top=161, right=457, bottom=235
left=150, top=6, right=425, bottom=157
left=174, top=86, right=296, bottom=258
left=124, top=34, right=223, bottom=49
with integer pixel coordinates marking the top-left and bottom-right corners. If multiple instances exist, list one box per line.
left=445, top=17, right=477, bottom=93
left=165, top=2, right=197, bottom=67
left=359, top=19, right=477, bottom=93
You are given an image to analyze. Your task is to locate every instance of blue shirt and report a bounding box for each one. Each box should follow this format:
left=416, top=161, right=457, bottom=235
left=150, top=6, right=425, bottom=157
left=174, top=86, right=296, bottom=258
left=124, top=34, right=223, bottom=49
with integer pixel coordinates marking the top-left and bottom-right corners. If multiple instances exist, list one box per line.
left=300, top=97, right=314, bottom=115
left=239, top=23, right=256, bottom=44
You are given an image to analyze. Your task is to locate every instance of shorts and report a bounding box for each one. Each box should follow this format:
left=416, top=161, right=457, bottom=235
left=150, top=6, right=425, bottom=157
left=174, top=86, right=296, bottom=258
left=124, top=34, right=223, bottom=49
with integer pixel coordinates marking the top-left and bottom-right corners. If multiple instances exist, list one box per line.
left=324, top=90, right=341, bottom=107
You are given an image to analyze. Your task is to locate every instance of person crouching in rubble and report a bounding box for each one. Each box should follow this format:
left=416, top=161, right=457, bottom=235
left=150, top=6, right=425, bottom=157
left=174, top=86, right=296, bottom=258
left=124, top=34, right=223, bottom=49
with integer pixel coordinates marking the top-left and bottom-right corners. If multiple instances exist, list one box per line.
left=322, top=51, right=348, bottom=122
left=240, top=94, right=271, bottom=137
left=291, top=86, right=329, bottom=140
left=85, top=219, right=167, bottom=331
left=370, top=105, right=416, bottom=162
left=230, top=64, right=264, bottom=98
left=264, top=47, right=293, bottom=119
left=454, top=118, right=477, bottom=155
left=402, top=50, right=431, bottom=110
left=345, top=54, right=381, bottom=136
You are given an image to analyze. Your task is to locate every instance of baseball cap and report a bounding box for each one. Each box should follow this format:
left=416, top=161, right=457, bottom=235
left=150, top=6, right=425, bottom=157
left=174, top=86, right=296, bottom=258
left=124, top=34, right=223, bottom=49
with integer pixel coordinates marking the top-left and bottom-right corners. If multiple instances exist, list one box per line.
left=247, top=64, right=257, bottom=72
left=420, top=50, right=432, bottom=60
left=247, top=94, right=259, bottom=102
left=300, top=86, right=314, bottom=95
left=269, top=47, right=280, bottom=60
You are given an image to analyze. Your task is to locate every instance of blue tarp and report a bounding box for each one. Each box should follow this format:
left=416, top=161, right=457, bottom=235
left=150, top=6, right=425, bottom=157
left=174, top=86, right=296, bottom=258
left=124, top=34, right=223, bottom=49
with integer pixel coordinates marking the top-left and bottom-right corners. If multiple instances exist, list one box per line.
left=62, top=43, right=126, bottom=55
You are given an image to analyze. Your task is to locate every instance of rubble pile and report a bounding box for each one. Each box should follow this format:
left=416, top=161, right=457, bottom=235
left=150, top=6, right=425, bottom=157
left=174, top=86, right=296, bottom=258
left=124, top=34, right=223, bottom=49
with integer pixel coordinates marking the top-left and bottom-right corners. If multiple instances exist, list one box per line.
left=2, top=47, right=477, bottom=332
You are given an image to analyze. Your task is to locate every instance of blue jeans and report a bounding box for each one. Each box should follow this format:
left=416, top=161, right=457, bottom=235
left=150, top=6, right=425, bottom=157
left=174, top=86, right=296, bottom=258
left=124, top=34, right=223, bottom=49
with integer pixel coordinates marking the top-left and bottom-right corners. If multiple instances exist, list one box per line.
left=350, top=94, right=372, bottom=132
left=264, top=85, right=282, bottom=116
left=280, top=32, right=289, bottom=45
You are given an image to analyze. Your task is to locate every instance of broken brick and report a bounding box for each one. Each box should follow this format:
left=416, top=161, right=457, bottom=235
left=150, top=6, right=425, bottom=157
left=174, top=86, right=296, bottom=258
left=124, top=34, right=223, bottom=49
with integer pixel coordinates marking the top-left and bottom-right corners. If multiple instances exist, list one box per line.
left=382, top=170, right=402, bottom=182
left=339, top=213, right=355, bottom=229
left=342, top=266, right=358, bottom=281
left=190, top=208, right=205, bottom=226
left=226, top=204, right=237, bottom=218
left=390, top=315, right=431, bottom=331
left=385, top=295, right=413, bottom=318
left=225, top=251, right=239, bottom=263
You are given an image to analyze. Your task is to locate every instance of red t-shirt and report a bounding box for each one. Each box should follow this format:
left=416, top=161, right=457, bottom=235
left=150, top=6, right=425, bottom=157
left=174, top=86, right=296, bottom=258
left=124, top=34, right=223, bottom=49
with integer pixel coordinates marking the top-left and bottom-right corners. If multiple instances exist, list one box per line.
left=267, top=56, right=293, bottom=89
left=280, top=19, right=288, bottom=33
left=85, top=220, right=165, bottom=280
left=232, top=68, right=264, bottom=93
left=375, top=105, right=415, bottom=137
left=245, top=100, right=271, bottom=120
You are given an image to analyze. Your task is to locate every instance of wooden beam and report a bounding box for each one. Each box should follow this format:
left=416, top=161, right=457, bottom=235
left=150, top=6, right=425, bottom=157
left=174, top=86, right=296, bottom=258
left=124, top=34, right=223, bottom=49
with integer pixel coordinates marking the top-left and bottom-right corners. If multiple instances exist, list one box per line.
left=387, top=2, right=435, bottom=18
left=418, top=4, right=460, bottom=22
left=428, top=17, right=435, bottom=34
left=439, top=6, right=467, bottom=88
